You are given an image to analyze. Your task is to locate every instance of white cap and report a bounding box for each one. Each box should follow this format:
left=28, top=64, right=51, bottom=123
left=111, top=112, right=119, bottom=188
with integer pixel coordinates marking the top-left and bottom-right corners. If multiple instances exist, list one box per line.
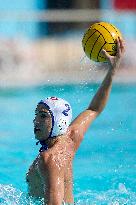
left=38, top=97, right=72, bottom=137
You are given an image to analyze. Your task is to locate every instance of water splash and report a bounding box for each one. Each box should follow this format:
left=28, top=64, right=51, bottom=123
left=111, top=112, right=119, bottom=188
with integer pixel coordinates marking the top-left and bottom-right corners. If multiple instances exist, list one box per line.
left=74, top=184, right=136, bottom=205
left=80, top=55, right=86, bottom=64
left=0, top=183, right=136, bottom=205
left=118, top=183, right=128, bottom=194
left=0, top=184, right=43, bottom=205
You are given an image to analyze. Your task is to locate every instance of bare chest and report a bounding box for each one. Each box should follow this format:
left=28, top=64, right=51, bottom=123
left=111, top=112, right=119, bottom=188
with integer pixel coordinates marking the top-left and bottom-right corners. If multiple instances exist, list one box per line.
left=26, top=156, right=47, bottom=198
left=26, top=138, right=75, bottom=199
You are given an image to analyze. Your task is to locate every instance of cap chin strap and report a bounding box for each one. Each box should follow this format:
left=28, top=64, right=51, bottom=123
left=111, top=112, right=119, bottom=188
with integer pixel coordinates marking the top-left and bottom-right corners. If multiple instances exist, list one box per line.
left=36, top=134, right=63, bottom=152
left=36, top=140, right=49, bottom=152
left=36, top=136, right=57, bottom=152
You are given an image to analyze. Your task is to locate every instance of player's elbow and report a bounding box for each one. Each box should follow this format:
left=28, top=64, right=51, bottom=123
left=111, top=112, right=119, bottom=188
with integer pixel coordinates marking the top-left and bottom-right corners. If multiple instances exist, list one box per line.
left=88, top=105, right=104, bottom=116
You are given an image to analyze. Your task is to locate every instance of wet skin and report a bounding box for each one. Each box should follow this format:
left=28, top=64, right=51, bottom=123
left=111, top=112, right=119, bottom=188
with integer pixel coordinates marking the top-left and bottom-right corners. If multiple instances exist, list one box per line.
left=26, top=38, right=125, bottom=205
left=26, top=104, right=75, bottom=204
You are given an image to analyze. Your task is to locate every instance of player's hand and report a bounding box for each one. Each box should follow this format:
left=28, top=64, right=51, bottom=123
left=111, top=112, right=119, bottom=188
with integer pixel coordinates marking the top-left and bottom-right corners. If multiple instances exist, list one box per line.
left=101, top=37, right=125, bottom=72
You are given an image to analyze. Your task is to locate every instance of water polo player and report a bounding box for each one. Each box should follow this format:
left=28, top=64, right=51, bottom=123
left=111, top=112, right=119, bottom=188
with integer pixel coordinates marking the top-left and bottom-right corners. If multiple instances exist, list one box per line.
left=26, top=37, right=125, bottom=205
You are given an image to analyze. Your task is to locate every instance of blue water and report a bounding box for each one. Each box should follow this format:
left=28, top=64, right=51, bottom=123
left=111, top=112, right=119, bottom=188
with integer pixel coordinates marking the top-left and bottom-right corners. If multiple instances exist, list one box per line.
left=0, top=83, right=136, bottom=204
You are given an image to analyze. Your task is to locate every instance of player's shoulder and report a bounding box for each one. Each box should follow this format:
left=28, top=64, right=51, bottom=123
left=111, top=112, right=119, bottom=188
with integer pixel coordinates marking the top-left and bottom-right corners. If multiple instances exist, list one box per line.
left=40, top=148, right=59, bottom=165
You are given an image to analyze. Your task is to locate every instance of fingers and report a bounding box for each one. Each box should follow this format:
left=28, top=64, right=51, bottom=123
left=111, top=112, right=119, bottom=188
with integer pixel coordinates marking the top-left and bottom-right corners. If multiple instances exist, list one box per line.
left=101, top=37, right=125, bottom=63
left=116, top=38, right=120, bottom=57
left=116, top=37, right=125, bottom=57
left=119, top=37, right=125, bottom=53
left=101, top=49, right=111, bottom=60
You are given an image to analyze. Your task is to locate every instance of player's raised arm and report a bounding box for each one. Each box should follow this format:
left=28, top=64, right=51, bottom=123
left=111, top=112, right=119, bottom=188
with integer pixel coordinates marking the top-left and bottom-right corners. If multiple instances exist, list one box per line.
left=69, top=37, right=125, bottom=151
left=88, top=37, right=125, bottom=114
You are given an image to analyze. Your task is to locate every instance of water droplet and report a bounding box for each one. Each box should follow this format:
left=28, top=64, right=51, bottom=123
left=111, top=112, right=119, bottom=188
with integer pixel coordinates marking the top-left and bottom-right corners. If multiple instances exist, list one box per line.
left=118, top=183, right=127, bottom=193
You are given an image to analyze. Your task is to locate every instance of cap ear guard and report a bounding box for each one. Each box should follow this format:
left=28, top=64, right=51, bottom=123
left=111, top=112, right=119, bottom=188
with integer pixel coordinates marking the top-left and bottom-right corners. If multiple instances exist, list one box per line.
left=54, top=118, right=69, bottom=135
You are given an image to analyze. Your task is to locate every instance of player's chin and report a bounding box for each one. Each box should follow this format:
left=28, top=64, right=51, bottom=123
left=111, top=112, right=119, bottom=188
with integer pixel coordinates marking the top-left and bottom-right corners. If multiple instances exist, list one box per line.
left=34, top=131, right=42, bottom=140
left=34, top=131, right=49, bottom=141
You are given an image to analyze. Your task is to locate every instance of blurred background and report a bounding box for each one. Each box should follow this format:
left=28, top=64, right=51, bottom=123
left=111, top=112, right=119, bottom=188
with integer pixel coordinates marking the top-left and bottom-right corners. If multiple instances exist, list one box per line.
left=0, top=0, right=136, bottom=87
left=0, top=2, right=136, bottom=204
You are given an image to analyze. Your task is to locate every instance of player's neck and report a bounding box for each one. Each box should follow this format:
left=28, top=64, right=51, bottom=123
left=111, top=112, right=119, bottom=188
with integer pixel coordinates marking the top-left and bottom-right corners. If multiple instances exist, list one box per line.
left=44, top=135, right=63, bottom=148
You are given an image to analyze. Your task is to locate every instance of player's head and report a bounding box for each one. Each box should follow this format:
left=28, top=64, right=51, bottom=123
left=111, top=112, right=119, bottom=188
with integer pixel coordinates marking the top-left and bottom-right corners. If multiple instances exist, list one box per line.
left=33, top=97, right=72, bottom=142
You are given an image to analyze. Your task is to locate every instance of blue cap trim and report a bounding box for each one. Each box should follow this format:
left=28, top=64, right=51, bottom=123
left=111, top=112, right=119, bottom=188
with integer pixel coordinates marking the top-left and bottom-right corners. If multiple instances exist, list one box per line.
left=39, top=140, right=49, bottom=152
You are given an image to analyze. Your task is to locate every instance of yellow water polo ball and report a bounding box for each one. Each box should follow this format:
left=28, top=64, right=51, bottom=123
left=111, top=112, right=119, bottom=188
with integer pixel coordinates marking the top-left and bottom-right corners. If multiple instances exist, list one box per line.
left=82, top=22, right=122, bottom=62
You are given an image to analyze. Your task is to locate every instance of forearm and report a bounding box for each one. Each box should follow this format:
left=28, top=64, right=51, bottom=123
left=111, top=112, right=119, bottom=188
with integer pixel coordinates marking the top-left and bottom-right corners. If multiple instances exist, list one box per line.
left=46, top=195, right=62, bottom=205
left=46, top=183, right=64, bottom=205
left=88, top=68, right=115, bottom=113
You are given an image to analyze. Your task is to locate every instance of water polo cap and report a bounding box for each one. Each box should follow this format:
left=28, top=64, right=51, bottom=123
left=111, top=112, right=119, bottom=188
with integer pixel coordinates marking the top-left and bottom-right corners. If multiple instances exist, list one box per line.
left=38, top=97, right=72, bottom=138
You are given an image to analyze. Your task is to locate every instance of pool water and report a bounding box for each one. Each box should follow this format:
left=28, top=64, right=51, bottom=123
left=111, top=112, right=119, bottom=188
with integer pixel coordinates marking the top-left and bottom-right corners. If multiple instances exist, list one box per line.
left=0, top=83, right=136, bottom=204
